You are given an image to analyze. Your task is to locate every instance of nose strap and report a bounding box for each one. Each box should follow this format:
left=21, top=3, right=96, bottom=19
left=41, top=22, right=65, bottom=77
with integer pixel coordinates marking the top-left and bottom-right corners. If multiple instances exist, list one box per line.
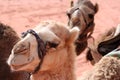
left=22, top=29, right=46, bottom=74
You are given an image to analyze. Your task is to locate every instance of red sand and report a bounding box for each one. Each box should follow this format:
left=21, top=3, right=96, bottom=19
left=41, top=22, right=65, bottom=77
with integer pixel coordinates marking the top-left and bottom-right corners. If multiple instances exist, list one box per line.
left=0, top=0, right=120, bottom=77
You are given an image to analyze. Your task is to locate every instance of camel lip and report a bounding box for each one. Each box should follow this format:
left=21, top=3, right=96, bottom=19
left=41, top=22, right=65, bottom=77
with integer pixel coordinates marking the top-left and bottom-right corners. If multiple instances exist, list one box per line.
left=11, top=63, right=28, bottom=71
left=10, top=57, right=34, bottom=71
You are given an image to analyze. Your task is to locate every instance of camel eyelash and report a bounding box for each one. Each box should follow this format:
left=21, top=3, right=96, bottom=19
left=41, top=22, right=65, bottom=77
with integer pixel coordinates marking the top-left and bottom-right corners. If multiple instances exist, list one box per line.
left=45, top=41, right=59, bottom=49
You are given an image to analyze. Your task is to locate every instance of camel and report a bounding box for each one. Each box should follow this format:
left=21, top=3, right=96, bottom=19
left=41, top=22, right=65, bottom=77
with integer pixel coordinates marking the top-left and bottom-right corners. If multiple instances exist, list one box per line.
left=7, top=21, right=79, bottom=80
left=0, top=22, right=30, bottom=80
left=77, top=25, right=120, bottom=79
left=67, top=0, right=98, bottom=55
left=79, top=57, right=120, bottom=80
left=79, top=50, right=120, bottom=80
left=86, top=24, right=120, bottom=64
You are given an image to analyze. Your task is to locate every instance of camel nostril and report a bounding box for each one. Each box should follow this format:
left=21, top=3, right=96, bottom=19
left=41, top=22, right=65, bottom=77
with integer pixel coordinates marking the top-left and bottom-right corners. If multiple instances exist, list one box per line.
left=13, top=42, right=30, bottom=54
left=28, top=58, right=30, bottom=61
left=67, top=12, right=71, bottom=19
left=12, top=60, right=16, bottom=65
left=27, top=57, right=33, bottom=62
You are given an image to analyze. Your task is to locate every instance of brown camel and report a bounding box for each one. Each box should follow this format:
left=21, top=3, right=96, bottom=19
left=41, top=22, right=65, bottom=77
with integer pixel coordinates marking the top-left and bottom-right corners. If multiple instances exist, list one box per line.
left=79, top=56, right=120, bottom=80
left=0, top=22, right=30, bottom=80
left=67, top=0, right=98, bottom=55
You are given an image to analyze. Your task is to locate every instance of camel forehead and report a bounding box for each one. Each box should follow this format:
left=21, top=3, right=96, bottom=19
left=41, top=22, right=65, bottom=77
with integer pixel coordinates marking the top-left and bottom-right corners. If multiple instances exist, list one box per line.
left=71, top=6, right=94, bottom=19
left=34, top=21, right=70, bottom=40
left=68, top=0, right=96, bottom=21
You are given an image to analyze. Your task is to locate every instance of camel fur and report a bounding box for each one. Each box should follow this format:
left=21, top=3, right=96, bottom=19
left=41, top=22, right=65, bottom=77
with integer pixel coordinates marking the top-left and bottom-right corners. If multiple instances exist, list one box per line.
left=79, top=56, right=120, bottom=80
left=86, top=24, right=120, bottom=65
left=0, top=22, right=30, bottom=80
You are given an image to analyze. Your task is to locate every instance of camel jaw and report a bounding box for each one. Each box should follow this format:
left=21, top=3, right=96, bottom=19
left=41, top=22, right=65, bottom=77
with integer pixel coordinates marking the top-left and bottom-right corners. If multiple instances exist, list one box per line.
left=7, top=36, right=37, bottom=72
left=7, top=49, right=34, bottom=71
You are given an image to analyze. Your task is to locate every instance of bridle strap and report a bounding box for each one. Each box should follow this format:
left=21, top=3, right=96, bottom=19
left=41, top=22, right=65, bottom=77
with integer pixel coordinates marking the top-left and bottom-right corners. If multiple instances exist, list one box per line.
left=80, top=10, right=94, bottom=36
left=73, top=8, right=94, bottom=43
left=78, top=8, right=94, bottom=28
left=22, top=29, right=46, bottom=74
left=69, top=7, right=94, bottom=30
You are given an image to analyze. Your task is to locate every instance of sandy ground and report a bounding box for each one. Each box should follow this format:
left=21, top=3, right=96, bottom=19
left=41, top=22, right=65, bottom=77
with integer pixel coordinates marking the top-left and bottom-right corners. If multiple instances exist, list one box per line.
left=0, top=0, right=120, bottom=77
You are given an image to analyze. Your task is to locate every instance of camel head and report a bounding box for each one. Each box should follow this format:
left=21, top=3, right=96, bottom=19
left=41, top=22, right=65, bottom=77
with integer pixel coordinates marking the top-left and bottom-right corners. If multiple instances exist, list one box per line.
left=67, top=0, right=98, bottom=35
left=7, top=21, right=79, bottom=73
left=67, top=0, right=98, bottom=55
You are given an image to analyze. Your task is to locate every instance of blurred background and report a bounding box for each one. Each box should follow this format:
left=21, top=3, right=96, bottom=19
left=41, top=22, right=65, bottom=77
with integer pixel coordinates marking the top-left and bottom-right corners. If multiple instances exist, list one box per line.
left=0, top=0, right=120, bottom=77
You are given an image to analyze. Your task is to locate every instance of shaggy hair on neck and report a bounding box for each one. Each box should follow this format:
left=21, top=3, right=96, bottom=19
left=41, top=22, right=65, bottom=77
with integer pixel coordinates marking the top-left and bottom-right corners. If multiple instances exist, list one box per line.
left=0, top=22, right=30, bottom=80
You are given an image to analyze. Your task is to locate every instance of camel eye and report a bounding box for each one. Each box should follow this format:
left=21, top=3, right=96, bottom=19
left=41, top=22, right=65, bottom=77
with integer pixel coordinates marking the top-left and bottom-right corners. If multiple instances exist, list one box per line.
left=67, top=12, right=71, bottom=19
left=88, top=14, right=94, bottom=19
left=46, top=41, right=59, bottom=49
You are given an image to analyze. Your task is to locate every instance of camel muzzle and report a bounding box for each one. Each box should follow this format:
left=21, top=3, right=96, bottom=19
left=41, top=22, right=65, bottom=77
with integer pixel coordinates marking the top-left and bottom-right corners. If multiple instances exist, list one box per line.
left=22, top=29, right=46, bottom=74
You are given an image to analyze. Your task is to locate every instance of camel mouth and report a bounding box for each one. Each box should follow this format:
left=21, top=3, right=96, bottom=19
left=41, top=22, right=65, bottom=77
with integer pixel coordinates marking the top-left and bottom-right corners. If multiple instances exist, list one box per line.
left=11, top=62, right=29, bottom=70
left=9, top=43, right=34, bottom=71
left=98, top=26, right=120, bottom=56
left=10, top=57, right=34, bottom=71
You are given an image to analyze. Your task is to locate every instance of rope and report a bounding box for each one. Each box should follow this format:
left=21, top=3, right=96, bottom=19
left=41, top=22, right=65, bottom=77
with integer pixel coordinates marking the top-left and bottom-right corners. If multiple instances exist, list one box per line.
left=22, top=29, right=46, bottom=74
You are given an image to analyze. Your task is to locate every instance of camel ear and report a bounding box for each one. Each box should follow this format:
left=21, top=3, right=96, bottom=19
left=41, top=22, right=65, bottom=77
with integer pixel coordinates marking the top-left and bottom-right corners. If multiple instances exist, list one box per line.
left=67, top=27, right=79, bottom=44
left=94, top=3, right=99, bottom=13
left=70, top=0, right=74, bottom=7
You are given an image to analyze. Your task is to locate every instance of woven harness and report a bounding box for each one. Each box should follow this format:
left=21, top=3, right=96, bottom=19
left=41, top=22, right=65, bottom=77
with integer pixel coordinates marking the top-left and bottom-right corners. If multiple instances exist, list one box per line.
left=68, top=7, right=94, bottom=29
left=68, top=7, right=94, bottom=43
left=22, top=29, right=46, bottom=74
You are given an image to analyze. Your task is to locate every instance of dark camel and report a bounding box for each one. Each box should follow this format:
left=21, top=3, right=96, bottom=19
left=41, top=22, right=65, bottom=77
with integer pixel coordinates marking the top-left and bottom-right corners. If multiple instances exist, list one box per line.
left=0, top=22, right=30, bottom=80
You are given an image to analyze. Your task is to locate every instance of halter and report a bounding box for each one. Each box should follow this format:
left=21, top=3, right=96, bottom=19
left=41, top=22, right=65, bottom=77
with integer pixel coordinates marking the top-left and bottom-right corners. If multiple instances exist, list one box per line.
left=74, top=8, right=94, bottom=28
left=22, top=29, right=46, bottom=74
left=68, top=7, right=94, bottom=43
left=67, top=7, right=94, bottom=36
left=79, top=7, right=94, bottom=38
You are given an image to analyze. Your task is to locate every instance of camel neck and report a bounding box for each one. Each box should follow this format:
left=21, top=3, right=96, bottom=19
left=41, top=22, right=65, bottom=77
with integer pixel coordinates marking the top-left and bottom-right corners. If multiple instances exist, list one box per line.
left=30, top=63, right=76, bottom=80
left=30, top=46, right=76, bottom=80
